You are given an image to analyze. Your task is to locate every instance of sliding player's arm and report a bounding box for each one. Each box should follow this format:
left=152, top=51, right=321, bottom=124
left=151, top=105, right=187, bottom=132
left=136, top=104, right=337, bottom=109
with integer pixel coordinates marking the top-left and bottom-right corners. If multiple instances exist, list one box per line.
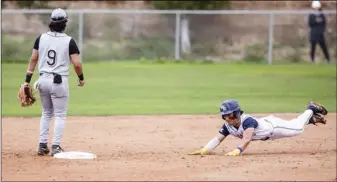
left=225, top=118, right=258, bottom=156
left=189, top=125, right=229, bottom=155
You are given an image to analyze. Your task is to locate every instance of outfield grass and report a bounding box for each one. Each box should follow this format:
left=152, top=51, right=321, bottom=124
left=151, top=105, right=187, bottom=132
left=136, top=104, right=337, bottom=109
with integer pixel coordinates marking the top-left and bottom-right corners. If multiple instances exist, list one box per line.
left=2, top=62, right=336, bottom=116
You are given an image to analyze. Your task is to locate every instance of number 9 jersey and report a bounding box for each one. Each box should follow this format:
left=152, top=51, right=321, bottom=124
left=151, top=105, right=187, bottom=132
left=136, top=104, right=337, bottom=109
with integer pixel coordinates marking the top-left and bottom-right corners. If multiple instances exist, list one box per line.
left=34, top=31, right=80, bottom=76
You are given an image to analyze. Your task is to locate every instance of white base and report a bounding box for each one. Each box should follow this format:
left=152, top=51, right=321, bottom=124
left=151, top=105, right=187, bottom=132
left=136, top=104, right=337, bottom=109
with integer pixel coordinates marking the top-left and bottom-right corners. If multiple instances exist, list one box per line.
left=53, top=151, right=97, bottom=159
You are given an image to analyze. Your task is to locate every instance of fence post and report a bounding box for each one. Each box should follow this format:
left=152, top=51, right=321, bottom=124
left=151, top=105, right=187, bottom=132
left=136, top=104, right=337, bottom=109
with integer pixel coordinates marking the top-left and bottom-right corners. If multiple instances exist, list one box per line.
left=78, top=12, right=84, bottom=62
left=267, top=13, right=275, bottom=65
left=175, top=12, right=181, bottom=60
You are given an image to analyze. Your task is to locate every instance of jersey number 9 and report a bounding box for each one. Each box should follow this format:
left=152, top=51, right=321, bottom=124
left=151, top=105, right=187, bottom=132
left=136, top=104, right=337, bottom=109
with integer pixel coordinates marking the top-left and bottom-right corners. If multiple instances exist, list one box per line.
left=47, top=49, right=57, bottom=66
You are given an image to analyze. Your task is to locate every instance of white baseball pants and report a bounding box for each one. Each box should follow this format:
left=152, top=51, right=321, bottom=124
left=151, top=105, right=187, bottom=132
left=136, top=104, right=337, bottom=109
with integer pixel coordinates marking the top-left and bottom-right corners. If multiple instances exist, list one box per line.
left=265, top=110, right=313, bottom=140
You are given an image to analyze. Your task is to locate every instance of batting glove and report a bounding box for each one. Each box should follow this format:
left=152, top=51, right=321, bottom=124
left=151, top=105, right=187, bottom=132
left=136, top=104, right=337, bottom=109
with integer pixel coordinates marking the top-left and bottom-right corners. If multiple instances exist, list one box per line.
left=188, top=148, right=209, bottom=155
left=225, top=147, right=243, bottom=156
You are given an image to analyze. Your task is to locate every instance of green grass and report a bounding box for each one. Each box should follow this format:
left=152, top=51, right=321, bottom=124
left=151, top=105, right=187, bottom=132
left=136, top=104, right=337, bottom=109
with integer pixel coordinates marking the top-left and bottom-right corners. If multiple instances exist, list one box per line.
left=2, top=62, right=336, bottom=116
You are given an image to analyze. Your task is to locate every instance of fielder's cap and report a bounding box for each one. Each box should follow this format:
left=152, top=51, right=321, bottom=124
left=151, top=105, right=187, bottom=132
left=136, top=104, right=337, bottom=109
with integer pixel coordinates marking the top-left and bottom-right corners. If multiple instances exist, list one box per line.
left=51, top=8, right=68, bottom=22
left=311, top=1, right=321, bottom=9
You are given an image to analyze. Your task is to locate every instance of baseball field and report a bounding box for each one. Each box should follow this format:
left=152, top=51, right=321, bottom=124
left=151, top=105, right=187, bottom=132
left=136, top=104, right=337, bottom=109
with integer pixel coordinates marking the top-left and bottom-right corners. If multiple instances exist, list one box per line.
left=2, top=62, right=336, bottom=181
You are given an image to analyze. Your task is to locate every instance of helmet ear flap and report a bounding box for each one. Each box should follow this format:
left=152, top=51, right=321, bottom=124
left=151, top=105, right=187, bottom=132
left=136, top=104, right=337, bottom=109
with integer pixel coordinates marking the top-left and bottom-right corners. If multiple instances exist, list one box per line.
left=233, top=110, right=241, bottom=118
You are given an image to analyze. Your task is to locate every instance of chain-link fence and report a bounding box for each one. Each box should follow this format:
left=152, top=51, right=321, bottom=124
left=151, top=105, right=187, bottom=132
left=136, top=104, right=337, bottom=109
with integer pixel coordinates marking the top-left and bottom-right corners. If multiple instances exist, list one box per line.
left=179, top=14, right=270, bottom=63
left=81, top=13, right=176, bottom=61
left=2, top=9, right=336, bottom=64
left=2, top=12, right=80, bottom=62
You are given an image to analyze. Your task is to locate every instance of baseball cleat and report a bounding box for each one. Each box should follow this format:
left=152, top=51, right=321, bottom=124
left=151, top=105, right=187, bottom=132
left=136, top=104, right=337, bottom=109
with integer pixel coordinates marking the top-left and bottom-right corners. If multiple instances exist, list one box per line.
left=51, top=145, right=64, bottom=156
left=308, top=114, right=327, bottom=125
left=37, top=143, right=50, bottom=156
left=307, top=101, right=328, bottom=116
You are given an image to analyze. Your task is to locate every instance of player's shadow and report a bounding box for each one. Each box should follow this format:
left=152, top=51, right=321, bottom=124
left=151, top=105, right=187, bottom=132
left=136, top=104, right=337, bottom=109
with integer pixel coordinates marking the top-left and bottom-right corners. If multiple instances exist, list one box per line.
left=241, top=149, right=335, bottom=156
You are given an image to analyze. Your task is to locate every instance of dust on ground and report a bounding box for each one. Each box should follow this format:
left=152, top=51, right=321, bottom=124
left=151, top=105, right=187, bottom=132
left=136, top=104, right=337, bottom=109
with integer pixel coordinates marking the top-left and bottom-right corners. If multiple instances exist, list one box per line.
left=2, top=113, right=336, bottom=181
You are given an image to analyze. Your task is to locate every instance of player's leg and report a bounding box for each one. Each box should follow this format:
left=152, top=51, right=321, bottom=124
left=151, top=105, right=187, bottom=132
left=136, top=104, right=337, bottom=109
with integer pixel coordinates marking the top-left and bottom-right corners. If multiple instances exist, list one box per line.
left=310, top=40, right=317, bottom=63
left=270, top=102, right=328, bottom=140
left=318, top=38, right=331, bottom=63
left=289, top=109, right=314, bottom=128
left=269, top=110, right=313, bottom=140
left=50, top=76, right=69, bottom=156
left=37, top=76, right=54, bottom=155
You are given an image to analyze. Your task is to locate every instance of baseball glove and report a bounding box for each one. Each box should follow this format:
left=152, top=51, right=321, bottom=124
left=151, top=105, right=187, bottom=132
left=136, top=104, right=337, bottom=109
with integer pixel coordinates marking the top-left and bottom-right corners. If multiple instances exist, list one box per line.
left=17, top=83, right=36, bottom=107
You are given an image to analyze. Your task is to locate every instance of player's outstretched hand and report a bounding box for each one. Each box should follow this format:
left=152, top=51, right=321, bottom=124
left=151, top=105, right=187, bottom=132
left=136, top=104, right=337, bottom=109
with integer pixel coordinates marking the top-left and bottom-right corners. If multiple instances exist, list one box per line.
left=188, top=148, right=209, bottom=155
left=225, top=148, right=241, bottom=156
left=78, top=80, right=85, bottom=87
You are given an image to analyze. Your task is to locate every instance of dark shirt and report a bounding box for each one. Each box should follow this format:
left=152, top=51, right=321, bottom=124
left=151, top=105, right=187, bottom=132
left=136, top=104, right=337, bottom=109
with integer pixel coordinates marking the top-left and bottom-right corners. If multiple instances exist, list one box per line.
left=308, top=11, right=326, bottom=41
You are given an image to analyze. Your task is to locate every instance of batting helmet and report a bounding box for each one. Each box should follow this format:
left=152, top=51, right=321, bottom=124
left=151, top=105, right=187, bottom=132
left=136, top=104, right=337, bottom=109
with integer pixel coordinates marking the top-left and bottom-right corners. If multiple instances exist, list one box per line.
left=49, top=8, right=68, bottom=33
left=219, top=99, right=243, bottom=119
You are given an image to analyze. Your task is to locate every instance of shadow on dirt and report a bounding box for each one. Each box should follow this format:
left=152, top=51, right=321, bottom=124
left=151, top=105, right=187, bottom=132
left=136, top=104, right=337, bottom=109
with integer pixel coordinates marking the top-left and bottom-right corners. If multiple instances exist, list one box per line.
left=239, top=149, right=336, bottom=156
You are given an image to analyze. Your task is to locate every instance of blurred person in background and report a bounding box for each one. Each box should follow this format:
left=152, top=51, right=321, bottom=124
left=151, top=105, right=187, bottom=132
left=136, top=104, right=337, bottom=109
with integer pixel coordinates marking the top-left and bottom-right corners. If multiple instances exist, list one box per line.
left=308, top=1, right=331, bottom=64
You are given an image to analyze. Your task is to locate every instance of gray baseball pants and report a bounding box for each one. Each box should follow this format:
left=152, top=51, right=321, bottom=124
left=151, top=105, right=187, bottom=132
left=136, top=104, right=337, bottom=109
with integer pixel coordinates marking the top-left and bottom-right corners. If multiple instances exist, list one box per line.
left=37, top=73, right=69, bottom=146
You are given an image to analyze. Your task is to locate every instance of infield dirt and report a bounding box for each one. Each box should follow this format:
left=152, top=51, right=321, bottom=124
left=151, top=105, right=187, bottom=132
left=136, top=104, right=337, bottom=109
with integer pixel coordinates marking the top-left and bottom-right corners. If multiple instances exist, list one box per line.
left=2, top=113, right=336, bottom=181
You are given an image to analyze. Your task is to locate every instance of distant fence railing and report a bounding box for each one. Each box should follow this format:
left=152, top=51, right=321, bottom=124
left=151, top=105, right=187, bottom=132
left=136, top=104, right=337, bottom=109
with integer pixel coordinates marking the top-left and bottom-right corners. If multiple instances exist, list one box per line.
left=2, top=9, right=336, bottom=64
